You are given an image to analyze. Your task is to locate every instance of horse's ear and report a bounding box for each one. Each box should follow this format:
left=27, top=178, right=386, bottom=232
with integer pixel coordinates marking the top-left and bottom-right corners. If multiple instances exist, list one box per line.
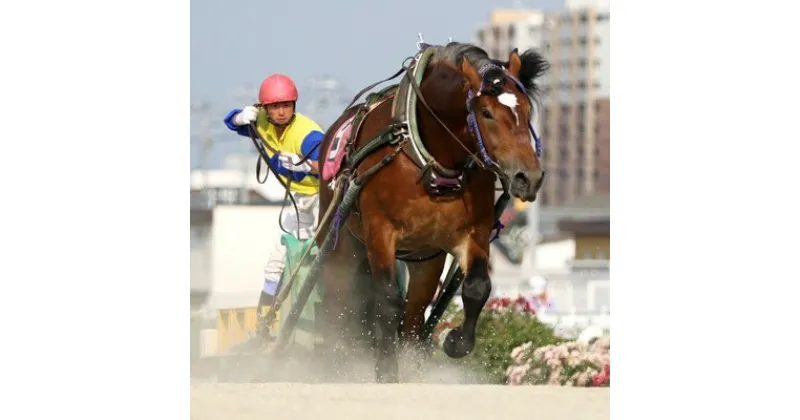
left=508, top=48, right=522, bottom=78
left=460, top=57, right=482, bottom=91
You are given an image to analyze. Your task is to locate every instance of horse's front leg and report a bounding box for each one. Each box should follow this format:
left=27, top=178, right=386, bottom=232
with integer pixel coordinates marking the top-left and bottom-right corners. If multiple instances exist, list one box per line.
left=442, top=236, right=492, bottom=359
left=363, top=219, right=403, bottom=383
left=399, top=253, right=448, bottom=369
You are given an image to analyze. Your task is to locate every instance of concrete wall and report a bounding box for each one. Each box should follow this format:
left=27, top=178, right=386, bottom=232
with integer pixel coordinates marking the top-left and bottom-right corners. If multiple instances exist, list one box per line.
left=208, top=205, right=286, bottom=309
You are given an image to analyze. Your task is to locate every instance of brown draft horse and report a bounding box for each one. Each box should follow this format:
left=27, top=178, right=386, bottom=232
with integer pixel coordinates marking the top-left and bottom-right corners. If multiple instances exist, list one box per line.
left=316, top=42, right=549, bottom=383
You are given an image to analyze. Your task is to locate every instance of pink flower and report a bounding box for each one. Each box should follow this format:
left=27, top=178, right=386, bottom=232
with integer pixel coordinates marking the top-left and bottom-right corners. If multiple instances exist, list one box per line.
left=547, top=357, right=562, bottom=368
left=592, top=373, right=608, bottom=386
left=510, top=346, right=524, bottom=361
left=533, top=347, right=545, bottom=360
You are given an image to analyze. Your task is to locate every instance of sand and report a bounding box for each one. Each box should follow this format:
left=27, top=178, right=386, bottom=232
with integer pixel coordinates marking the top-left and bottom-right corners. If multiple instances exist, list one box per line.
left=190, top=382, right=609, bottom=420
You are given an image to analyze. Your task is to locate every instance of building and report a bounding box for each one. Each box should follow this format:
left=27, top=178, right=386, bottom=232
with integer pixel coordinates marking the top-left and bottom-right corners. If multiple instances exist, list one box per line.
left=474, top=0, right=610, bottom=206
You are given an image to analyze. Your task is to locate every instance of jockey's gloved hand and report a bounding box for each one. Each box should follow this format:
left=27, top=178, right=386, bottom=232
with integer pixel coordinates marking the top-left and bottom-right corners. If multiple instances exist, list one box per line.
left=233, top=106, right=259, bottom=126
left=278, top=152, right=312, bottom=173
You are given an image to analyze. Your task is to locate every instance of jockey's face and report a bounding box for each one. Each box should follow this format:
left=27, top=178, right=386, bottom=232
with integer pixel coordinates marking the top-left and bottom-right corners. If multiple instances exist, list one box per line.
left=266, top=101, right=295, bottom=125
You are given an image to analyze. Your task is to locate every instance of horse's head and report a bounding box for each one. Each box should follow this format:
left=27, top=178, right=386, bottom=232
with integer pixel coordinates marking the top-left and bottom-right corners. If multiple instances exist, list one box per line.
left=459, top=49, right=549, bottom=202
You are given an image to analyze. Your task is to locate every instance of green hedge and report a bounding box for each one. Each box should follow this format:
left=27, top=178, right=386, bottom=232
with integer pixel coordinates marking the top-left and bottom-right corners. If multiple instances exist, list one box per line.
left=431, top=296, right=565, bottom=384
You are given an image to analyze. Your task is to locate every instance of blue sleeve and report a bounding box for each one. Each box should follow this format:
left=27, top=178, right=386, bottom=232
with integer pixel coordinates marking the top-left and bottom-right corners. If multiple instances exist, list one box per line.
left=223, top=109, right=251, bottom=137
left=267, top=152, right=308, bottom=182
left=300, top=130, right=325, bottom=161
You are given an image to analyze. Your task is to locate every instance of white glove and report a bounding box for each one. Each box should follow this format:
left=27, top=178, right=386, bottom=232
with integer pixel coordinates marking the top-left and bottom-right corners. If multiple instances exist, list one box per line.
left=233, top=105, right=258, bottom=126
left=278, top=152, right=312, bottom=172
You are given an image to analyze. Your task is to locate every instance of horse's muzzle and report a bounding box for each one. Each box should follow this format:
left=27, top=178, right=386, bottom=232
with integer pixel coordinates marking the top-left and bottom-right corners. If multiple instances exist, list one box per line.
left=509, top=169, right=545, bottom=202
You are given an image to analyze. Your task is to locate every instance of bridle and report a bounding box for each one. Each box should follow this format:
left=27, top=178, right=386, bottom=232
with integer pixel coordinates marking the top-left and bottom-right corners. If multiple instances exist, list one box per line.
left=400, top=54, right=543, bottom=190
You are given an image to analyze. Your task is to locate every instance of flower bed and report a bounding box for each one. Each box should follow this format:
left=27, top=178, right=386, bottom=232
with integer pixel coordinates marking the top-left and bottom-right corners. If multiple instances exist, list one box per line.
left=505, top=337, right=610, bottom=386
left=432, top=296, right=565, bottom=384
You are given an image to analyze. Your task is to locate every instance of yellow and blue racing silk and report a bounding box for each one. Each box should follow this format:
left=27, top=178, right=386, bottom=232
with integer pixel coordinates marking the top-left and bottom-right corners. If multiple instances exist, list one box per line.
left=224, top=109, right=324, bottom=196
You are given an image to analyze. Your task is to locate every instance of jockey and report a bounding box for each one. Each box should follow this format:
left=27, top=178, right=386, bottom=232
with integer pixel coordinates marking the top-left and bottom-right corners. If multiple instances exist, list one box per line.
left=223, top=73, right=324, bottom=309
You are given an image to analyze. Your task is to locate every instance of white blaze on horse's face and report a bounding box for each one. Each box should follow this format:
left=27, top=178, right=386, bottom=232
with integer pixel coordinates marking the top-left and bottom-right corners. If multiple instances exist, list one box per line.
left=497, top=92, right=520, bottom=126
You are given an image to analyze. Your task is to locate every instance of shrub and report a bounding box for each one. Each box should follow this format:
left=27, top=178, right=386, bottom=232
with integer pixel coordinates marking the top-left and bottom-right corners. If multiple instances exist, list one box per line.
left=431, top=296, right=565, bottom=384
left=506, top=337, right=610, bottom=386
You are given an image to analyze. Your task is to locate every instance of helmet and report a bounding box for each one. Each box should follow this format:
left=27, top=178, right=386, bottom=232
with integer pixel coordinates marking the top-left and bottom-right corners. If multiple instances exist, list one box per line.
left=258, top=74, right=298, bottom=105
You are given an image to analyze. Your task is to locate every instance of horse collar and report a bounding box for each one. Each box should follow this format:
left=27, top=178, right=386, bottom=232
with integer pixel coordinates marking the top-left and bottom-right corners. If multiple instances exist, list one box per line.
left=391, top=49, right=469, bottom=195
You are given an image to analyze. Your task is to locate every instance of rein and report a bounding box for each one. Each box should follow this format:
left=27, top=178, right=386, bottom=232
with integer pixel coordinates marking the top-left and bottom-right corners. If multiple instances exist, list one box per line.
left=245, top=122, right=321, bottom=239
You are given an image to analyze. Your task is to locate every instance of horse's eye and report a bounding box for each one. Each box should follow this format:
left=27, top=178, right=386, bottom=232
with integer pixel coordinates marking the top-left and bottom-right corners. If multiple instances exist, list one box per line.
left=481, top=109, right=493, bottom=119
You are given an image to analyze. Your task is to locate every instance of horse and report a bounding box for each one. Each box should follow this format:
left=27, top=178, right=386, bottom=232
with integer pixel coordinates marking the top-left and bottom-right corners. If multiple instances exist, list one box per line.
left=315, top=41, right=550, bottom=383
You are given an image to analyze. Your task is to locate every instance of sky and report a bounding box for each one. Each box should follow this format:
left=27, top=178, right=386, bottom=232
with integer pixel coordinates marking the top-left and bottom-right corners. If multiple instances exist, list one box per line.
left=190, top=0, right=563, bottom=169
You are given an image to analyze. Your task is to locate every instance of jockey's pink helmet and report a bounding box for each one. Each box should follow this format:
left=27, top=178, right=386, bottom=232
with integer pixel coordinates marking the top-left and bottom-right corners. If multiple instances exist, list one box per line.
left=258, top=74, right=299, bottom=105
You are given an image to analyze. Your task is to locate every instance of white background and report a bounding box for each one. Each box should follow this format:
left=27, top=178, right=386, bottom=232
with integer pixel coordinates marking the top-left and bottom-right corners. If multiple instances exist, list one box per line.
left=2, top=0, right=799, bottom=418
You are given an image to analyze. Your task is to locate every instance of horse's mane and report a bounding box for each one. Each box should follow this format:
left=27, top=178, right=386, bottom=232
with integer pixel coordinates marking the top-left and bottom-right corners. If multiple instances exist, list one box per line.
left=427, top=42, right=550, bottom=107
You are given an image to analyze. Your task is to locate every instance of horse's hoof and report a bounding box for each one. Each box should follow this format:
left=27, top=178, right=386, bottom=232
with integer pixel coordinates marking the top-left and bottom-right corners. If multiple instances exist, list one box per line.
left=442, top=328, right=474, bottom=359
left=375, top=358, right=400, bottom=383
left=376, top=374, right=400, bottom=384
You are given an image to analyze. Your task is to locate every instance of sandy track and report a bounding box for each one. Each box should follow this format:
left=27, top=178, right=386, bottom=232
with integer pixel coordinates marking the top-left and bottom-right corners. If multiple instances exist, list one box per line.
left=190, top=382, right=609, bottom=420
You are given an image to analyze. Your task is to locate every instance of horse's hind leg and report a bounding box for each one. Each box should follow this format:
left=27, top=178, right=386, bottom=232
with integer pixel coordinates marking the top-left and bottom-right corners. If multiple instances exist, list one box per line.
left=363, top=219, right=402, bottom=383
left=319, top=228, right=369, bottom=381
left=442, top=237, right=492, bottom=359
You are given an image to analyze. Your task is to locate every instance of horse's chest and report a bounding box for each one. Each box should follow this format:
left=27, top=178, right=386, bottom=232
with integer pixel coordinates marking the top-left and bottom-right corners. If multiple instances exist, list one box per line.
left=391, top=199, right=475, bottom=243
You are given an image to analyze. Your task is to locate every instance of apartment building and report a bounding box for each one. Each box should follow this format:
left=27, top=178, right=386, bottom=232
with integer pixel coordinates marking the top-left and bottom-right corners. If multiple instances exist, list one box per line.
left=474, top=0, right=610, bottom=206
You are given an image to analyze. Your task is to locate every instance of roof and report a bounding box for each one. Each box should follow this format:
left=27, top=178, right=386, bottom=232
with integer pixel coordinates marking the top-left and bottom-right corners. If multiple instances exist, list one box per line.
left=538, top=231, right=574, bottom=244
left=562, top=192, right=609, bottom=210
left=190, top=169, right=291, bottom=203
left=558, top=219, right=609, bottom=235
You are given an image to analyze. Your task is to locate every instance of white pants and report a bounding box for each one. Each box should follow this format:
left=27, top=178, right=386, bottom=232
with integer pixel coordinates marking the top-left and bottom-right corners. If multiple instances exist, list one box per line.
left=262, top=192, right=320, bottom=296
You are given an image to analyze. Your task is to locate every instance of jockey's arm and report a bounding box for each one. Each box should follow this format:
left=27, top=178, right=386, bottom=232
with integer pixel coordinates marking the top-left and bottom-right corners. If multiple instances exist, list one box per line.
left=300, top=130, right=324, bottom=175
left=223, top=109, right=252, bottom=137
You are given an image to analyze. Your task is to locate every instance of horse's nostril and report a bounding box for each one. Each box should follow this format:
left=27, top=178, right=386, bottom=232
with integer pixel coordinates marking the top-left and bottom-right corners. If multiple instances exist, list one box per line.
left=513, top=172, right=530, bottom=189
